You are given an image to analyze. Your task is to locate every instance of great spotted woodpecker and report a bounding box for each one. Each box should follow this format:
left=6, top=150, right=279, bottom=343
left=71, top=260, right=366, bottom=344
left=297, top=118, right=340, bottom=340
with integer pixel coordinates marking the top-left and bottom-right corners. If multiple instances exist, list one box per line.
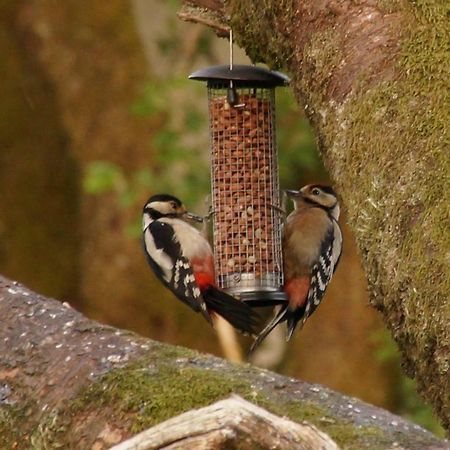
left=142, top=194, right=257, bottom=335
left=250, top=184, right=342, bottom=352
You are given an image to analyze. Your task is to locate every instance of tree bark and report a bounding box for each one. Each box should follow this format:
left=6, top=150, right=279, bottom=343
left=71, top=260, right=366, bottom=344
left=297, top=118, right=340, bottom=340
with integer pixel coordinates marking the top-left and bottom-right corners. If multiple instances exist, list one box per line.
left=0, top=275, right=448, bottom=449
left=179, top=0, right=450, bottom=431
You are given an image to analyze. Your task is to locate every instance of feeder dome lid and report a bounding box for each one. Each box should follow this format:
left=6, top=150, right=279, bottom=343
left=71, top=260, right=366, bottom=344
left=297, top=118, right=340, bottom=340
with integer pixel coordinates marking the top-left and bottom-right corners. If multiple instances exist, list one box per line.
left=189, top=64, right=289, bottom=87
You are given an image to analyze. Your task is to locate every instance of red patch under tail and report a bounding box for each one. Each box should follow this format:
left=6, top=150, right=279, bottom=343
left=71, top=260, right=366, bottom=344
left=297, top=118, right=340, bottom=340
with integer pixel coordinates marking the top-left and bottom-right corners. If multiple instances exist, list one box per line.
left=284, top=276, right=310, bottom=310
left=194, top=272, right=215, bottom=291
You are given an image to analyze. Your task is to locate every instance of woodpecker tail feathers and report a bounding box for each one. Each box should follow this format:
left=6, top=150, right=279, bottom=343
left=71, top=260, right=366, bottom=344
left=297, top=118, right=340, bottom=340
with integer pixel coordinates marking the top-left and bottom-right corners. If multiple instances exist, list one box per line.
left=247, top=305, right=289, bottom=356
left=202, top=286, right=259, bottom=336
left=198, top=302, right=214, bottom=327
left=285, top=304, right=308, bottom=341
left=286, top=315, right=299, bottom=341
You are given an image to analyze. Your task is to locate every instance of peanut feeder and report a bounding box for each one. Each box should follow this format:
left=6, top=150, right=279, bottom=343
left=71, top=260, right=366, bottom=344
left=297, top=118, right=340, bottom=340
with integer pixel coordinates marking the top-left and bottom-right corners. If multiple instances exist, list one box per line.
left=189, top=64, right=289, bottom=304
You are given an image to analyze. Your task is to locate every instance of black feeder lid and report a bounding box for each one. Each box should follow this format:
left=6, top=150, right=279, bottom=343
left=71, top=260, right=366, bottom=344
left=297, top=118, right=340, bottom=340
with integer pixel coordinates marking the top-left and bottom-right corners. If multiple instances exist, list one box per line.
left=189, top=64, right=290, bottom=88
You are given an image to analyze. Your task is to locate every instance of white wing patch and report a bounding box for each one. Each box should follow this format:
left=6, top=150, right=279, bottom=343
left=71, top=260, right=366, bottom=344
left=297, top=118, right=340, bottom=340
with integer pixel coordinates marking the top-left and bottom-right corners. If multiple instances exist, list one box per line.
left=144, top=228, right=173, bottom=283
left=331, top=220, right=343, bottom=270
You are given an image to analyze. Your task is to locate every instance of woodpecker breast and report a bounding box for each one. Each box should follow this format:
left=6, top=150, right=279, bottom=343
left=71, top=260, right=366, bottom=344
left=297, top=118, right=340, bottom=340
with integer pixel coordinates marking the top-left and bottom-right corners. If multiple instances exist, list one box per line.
left=284, top=207, right=332, bottom=269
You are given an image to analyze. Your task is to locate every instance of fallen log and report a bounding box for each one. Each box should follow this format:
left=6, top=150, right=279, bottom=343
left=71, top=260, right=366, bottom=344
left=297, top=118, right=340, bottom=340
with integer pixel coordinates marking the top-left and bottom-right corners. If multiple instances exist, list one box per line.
left=0, top=275, right=447, bottom=449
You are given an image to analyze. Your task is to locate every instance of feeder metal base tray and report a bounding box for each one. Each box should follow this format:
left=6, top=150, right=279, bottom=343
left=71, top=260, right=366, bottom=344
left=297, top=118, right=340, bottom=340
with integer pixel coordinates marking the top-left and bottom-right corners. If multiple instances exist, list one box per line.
left=238, top=291, right=288, bottom=306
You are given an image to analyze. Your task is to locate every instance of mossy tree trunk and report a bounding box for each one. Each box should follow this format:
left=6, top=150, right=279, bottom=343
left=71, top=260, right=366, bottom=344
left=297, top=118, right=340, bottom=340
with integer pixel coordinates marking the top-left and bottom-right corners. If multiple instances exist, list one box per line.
left=0, top=276, right=448, bottom=449
left=180, top=0, right=450, bottom=431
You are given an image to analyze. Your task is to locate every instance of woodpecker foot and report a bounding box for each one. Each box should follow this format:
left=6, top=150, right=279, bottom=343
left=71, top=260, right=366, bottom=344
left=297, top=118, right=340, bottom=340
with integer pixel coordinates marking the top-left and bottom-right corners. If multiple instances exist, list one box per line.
left=203, top=206, right=215, bottom=222
left=269, top=204, right=287, bottom=217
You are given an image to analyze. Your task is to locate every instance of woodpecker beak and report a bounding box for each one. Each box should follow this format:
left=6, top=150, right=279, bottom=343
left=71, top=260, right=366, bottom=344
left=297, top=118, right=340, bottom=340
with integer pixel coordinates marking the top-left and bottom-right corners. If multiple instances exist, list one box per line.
left=183, top=211, right=204, bottom=223
left=284, top=189, right=302, bottom=198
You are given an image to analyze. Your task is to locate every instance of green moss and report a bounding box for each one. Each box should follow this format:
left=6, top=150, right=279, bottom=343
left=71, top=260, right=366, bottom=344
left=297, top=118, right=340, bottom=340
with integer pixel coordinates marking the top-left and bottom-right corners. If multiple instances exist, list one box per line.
left=67, top=358, right=387, bottom=447
left=376, top=0, right=404, bottom=14
left=71, top=361, right=255, bottom=433
left=29, top=410, right=67, bottom=450
left=0, top=406, right=22, bottom=446
left=260, top=398, right=383, bottom=449
left=229, top=0, right=296, bottom=68
left=298, top=28, right=343, bottom=112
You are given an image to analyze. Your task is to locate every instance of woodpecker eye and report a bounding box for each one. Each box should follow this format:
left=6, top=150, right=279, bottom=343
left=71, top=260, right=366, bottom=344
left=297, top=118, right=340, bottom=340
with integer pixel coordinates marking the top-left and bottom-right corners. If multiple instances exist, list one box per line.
left=311, top=188, right=321, bottom=196
left=170, top=201, right=178, bottom=209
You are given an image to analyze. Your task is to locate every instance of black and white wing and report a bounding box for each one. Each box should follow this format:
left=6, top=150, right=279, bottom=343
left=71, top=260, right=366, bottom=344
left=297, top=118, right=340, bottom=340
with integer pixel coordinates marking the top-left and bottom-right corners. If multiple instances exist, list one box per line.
left=304, top=219, right=342, bottom=322
left=142, top=220, right=210, bottom=322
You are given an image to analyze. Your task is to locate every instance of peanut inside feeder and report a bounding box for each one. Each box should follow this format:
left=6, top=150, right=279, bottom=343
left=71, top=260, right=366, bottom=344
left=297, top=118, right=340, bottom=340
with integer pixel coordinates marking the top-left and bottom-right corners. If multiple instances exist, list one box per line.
left=190, top=65, right=289, bottom=303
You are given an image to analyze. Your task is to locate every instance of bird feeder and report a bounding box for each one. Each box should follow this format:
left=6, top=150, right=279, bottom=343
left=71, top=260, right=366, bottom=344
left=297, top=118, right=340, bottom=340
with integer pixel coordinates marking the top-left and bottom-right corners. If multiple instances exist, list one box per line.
left=189, top=49, right=289, bottom=304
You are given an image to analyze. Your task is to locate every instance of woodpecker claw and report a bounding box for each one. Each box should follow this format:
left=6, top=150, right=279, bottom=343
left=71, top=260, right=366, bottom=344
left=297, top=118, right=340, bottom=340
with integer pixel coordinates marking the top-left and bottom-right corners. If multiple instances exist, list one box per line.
left=183, top=211, right=204, bottom=223
left=204, top=207, right=215, bottom=221
left=269, top=204, right=287, bottom=216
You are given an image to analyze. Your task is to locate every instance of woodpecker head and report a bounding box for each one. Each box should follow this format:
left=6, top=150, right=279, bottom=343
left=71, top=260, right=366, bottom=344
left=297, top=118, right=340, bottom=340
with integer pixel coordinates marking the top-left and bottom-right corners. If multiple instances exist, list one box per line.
left=285, top=184, right=340, bottom=220
left=143, top=194, right=203, bottom=228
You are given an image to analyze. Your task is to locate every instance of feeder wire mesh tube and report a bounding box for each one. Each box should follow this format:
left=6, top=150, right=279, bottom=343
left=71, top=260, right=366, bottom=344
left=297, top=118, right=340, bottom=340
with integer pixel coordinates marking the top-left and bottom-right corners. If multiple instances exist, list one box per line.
left=190, top=65, right=289, bottom=304
left=209, top=86, right=283, bottom=300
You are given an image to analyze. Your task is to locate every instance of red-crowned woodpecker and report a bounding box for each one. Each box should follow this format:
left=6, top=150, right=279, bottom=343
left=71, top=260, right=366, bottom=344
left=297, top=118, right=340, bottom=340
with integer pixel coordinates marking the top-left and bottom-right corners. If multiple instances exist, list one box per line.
left=142, top=194, right=258, bottom=335
left=250, top=184, right=342, bottom=352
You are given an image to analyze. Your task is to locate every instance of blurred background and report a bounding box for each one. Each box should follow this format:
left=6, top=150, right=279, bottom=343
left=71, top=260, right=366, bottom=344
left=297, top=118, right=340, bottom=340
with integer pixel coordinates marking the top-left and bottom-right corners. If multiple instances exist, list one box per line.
left=0, top=0, right=443, bottom=435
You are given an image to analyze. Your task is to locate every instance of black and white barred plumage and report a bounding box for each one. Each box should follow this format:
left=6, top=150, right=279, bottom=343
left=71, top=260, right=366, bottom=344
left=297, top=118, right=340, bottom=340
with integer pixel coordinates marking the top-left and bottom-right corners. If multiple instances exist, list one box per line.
left=143, top=200, right=209, bottom=319
left=142, top=194, right=258, bottom=334
left=286, top=214, right=342, bottom=339
left=250, top=185, right=342, bottom=352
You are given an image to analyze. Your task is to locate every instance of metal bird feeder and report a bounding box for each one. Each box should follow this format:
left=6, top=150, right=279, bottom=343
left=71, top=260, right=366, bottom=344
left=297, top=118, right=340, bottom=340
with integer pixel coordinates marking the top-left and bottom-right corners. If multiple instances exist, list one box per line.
left=189, top=34, right=289, bottom=304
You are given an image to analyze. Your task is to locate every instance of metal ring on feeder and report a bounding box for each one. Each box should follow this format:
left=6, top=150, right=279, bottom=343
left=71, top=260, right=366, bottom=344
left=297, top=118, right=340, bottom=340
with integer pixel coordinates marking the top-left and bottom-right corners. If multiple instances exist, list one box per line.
left=189, top=47, right=289, bottom=304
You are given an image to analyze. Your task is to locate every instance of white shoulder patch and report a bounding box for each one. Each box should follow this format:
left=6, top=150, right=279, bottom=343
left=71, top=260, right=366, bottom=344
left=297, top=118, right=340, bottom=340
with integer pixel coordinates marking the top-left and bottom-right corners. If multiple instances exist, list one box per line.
left=331, top=220, right=343, bottom=269
left=144, top=228, right=173, bottom=283
left=143, top=214, right=152, bottom=232
left=161, top=218, right=212, bottom=260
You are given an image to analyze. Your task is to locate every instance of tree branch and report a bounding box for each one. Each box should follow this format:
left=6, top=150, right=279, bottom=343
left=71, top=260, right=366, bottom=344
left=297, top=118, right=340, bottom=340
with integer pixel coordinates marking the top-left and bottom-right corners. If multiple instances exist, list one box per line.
left=0, top=275, right=448, bottom=448
left=178, top=1, right=229, bottom=37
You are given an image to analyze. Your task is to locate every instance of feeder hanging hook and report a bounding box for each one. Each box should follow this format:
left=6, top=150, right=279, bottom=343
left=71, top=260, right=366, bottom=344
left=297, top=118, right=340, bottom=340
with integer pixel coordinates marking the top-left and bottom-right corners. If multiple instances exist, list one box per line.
left=227, top=29, right=245, bottom=108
